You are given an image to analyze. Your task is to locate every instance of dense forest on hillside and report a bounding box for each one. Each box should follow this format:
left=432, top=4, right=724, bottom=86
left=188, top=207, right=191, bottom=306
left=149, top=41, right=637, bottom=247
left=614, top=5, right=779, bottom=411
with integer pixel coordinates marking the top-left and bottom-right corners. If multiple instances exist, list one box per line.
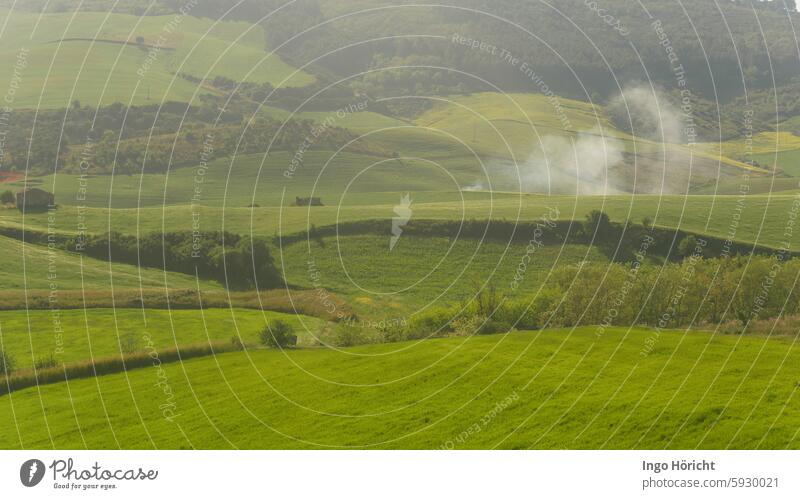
left=6, top=0, right=798, bottom=101
left=254, top=0, right=799, bottom=99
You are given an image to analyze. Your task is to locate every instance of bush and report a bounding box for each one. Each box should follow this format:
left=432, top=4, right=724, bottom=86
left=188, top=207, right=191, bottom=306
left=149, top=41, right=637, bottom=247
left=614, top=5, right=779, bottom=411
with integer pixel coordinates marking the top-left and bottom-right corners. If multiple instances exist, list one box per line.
left=499, top=291, right=560, bottom=330
left=450, top=314, right=485, bottom=336
left=477, top=318, right=514, bottom=335
left=678, top=235, right=699, bottom=257
left=407, top=306, right=456, bottom=338
left=445, top=314, right=512, bottom=336
left=34, top=354, right=59, bottom=370
left=119, top=333, right=140, bottom=354
left=230, top=335, right=246, bottom=350
left=381, top=328, right=407, bottom=343
left=378, top=321, right=409, bottom=343
left=259, top=319, right=297, bottom=348
left=209, top=236, right=282, bottom=290
left=471, top=282, right=502, bottom=317
left=0, top=350, right=15, bottom=374
left=0, top=190, right=13, bottom=205
left=333, top=321, right=385, bottom=347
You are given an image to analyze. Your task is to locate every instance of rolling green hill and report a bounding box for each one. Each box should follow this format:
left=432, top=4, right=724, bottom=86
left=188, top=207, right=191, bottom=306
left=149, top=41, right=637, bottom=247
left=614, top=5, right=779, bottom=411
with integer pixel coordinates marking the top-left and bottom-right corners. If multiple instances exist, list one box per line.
left=2, top=0, right=800, bottom=457
left=0, top=8, right=313, bottom=108
left=411, top=92, right=766, bottom=194
left=4, top=90, right=770, bottom=200
left=5, top=192, right=799, bottom=251
left=1, top=327, right=797, bottom=449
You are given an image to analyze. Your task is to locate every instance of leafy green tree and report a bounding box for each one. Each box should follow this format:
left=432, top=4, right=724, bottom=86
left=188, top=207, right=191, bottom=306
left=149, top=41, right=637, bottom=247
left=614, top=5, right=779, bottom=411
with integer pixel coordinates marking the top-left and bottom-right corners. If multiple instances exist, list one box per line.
left=259, top=319, right=297, bottom=348
left=678, top=235, right=698, bottom=257
left=210, top=237, right=282, bottom=290
left=0, top=190, right=14, bottom=205
left=584, top=210, right=613, bottom=245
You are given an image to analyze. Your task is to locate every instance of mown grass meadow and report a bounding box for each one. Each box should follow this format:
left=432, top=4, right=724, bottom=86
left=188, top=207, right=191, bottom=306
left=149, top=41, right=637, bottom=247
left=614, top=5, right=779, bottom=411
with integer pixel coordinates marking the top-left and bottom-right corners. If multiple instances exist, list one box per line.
left=1, top=327, right=797, bottom=449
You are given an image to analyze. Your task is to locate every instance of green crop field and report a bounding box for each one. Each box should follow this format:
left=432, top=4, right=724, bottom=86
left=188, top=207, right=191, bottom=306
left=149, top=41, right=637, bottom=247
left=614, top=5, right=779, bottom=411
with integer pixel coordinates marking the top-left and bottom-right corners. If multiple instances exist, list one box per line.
left=0, top=308, right=326, bottom=369
left=1, top=327, right=797, bottom=449
left=280, top=235, right=608, bottom=314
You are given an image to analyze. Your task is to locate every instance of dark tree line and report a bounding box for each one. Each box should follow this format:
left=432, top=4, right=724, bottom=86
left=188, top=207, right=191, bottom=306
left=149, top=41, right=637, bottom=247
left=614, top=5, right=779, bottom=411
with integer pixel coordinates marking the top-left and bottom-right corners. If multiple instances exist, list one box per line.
left=69, top=231, right=283, bottom=290
left=283, top=211, right=780, bottom=263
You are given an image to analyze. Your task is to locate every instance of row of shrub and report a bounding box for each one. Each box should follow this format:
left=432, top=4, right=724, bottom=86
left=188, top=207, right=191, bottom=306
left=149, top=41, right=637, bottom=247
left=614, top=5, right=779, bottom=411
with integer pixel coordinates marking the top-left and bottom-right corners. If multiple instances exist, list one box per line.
left=307, top=284, right=552, bottom=347
left=544, top=254, right=800, bottom=329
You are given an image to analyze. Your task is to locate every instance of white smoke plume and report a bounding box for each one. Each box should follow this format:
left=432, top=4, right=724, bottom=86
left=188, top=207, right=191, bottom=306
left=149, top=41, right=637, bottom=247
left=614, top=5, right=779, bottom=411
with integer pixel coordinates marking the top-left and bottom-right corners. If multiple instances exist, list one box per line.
left=469, top=128, right=625, bottom=195
left=466, top=84, right=690, bottom=195
left=518, top=127, right=625, bottom=194
left=608, top=84, right=684, bottom=144
left=461, top=181, right=486, bottom=192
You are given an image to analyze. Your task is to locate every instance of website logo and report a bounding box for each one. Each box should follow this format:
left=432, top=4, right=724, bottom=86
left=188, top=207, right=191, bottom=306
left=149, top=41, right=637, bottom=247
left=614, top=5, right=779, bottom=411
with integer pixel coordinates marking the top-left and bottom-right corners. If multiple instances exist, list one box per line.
left=390, top=193, right=412, bottom=251
left=20, top=459, right=45, bottom=487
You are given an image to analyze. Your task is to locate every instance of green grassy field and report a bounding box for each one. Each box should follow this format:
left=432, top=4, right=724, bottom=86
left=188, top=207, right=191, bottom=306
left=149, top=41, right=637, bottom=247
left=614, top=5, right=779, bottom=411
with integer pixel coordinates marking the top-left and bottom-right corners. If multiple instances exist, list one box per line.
left=0, top=308, right=326, bottom=369
left=701, top=129, right=800, bottom=177
left=0, top=8, right=313, bottom=108
left=752, top=149, right=800, bottom=177
left=22, top=151, right=475, bottom=209
left=280, top=235, right=608, bottom=315
left=1, top=327, right=797, bottom=449
left=0, top=233, right=221, bottom=291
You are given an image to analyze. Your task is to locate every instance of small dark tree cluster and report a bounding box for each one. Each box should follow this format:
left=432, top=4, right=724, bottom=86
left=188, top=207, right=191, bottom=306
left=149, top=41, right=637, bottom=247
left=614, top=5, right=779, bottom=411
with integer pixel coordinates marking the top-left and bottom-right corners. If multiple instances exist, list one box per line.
left=0, top=190, right=14, bottom=205
left=259, top=319, right=297, bottom=348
